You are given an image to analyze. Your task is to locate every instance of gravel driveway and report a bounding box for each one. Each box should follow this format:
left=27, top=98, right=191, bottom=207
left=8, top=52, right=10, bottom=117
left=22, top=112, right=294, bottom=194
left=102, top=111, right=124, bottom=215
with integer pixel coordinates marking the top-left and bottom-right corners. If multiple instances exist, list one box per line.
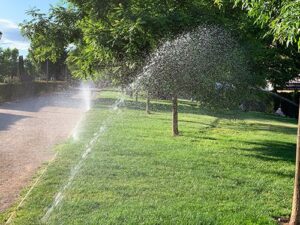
left=0, top=89, right=89, bottom=212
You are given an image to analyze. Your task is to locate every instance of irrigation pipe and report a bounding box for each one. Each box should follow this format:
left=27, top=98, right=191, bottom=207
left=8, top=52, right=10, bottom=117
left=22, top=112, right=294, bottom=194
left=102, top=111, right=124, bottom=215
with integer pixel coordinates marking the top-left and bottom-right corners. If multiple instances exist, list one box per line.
left=259, top=88, right=298, bottom=107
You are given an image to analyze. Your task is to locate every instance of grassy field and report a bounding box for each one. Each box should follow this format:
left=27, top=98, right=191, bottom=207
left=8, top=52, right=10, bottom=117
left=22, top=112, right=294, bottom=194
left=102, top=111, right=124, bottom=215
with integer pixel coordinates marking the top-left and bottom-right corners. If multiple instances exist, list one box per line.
left=1, top=90, right=298, bottom=225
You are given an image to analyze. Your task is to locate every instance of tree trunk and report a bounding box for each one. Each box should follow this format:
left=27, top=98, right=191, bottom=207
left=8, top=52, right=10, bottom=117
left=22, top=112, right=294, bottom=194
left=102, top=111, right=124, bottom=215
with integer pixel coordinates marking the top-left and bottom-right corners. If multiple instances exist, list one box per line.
left=18, top=56, right=26, bottom=82
left=172, top=93, right=179, bottom=136
left=146, top=91, right=150, bottom=114
left=65, top=64, right=69, bottom=82
left=46, top=60, right=50, bottom=81
left=290, top=99, right=300, bottom=225
left=135, top=92, right=138, bottom=102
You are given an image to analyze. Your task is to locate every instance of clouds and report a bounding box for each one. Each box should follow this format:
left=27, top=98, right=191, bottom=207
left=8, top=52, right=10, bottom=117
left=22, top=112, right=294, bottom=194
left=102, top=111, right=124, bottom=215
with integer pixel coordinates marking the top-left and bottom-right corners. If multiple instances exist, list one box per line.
left=0, top=19, right=29, bottom=53
left=0, top=19, right=18, bottom=30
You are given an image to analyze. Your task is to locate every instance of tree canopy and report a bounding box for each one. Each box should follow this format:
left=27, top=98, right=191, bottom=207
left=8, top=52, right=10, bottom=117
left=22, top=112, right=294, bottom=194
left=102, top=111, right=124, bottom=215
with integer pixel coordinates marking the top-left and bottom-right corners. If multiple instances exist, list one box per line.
left=21, top=0, right=300, bottom=88
left=21, top=6, right=81, bottom=63
left=217, top=0, right=300, bottom=49
left=22, top=0, right=242, bottom=83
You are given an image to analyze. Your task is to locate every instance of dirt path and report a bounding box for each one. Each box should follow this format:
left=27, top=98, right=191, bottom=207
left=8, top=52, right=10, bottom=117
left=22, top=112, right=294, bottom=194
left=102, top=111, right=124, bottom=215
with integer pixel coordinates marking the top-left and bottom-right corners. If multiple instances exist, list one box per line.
left=0, top=89, right=89, bottom=212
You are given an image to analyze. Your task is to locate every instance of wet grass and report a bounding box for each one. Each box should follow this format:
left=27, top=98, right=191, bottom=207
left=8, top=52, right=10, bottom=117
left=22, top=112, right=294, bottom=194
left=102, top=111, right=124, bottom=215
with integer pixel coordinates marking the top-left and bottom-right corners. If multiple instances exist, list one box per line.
left=1, top=90, right=298, bottom=225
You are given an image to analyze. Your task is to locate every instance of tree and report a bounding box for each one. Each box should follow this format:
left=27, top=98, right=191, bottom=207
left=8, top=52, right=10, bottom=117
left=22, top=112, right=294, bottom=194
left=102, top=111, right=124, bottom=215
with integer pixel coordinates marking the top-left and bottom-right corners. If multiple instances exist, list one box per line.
left=216, top=0, right=300, bottom=49
left=63, top=0, right=235, bottom=83
left=215, top=1, right=300, bottom=224
left=24, top=51, right=42, bottom=79
left=137, top=26, right=260, bottom=136
left=21, top=5, right=81, bottom=81
left=24, top=0, right=289, bottom=87
left=21, top=6, right=81, bottom=62
left=65, top=0, right=178, bottom=81
left=214, top=0, right=300, bottom=89
left=22, top=0, right=299, bottom=87
left=0, top=48, right=19, bottom=82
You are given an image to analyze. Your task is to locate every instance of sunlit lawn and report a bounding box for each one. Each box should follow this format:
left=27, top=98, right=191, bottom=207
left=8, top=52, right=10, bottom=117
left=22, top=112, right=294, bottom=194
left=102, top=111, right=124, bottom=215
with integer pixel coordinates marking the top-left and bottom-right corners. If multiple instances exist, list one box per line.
left=1, top=90, right=297, bottom=225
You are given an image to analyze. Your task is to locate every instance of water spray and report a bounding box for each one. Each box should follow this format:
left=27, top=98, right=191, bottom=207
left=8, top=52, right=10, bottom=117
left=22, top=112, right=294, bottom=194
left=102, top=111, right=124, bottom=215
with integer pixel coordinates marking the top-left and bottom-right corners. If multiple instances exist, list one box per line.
left=41, top=93, right=124, bottom=223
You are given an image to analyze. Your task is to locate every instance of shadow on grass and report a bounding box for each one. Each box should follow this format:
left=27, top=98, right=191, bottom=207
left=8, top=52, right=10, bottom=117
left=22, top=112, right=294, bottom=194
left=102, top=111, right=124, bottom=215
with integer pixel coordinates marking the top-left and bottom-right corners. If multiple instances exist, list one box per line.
left=238, top=140, right=296, bottom=164
left=93, top=97, right=297, bottom=134
left=224, top=122, right=297, bottom=135
left=94, top=97, right=226, bottom=116
left=149, top=115, right=296, bottom=135
left=94, top=97, right=202, bottom=111
left=94, top=97, right=296, bottom=122
left=94, top=95, right=297, bottom=174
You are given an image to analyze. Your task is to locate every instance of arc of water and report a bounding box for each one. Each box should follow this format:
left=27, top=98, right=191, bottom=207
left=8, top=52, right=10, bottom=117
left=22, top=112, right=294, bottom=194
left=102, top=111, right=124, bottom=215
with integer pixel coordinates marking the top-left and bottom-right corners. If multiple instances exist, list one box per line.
left=41, top=95, right=124, bottom=223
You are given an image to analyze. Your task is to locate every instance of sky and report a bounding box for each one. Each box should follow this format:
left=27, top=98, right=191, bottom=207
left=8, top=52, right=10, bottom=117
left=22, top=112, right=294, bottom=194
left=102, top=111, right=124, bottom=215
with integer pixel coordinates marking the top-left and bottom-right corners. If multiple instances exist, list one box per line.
left=0, top=0, right=59, bottom=56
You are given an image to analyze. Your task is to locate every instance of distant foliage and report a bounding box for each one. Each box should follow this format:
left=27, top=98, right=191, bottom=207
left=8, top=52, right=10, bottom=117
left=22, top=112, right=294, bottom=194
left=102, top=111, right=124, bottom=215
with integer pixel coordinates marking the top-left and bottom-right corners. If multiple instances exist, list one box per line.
left=0, top=48, right=19, bottom=82
left=0, top=48, right=62, bottom=82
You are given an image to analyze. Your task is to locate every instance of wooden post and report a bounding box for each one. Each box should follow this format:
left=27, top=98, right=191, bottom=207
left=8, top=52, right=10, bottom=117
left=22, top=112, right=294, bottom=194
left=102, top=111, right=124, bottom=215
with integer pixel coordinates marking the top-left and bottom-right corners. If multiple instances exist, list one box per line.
left=135, top=91, right=138, bottom=102
left=172, top=93, right=179, bottom=136
left=290, top=98, right=300, bottom=225
left=46, top=60, right=49, bottom=81
left=146, top=91, right=150, bottom=114
left=18, top=56, right=25, bottom=82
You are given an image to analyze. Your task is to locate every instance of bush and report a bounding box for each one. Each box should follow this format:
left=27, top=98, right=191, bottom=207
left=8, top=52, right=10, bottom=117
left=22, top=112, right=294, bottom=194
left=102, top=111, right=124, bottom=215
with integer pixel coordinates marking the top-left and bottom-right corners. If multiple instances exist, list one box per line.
left=0, top=81, right=68, bottom=103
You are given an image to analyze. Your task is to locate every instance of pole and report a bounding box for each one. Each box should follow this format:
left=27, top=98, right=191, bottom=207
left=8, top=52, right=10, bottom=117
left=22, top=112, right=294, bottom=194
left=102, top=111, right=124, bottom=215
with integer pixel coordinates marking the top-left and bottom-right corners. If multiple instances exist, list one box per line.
left=290, top=98, right=300, bottom=225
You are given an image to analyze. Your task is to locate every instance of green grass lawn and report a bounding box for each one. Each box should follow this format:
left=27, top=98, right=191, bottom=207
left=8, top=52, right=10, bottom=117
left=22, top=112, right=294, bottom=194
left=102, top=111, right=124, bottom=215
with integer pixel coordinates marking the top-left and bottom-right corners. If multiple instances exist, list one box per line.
left=1, top=90, right=298, bottom=225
